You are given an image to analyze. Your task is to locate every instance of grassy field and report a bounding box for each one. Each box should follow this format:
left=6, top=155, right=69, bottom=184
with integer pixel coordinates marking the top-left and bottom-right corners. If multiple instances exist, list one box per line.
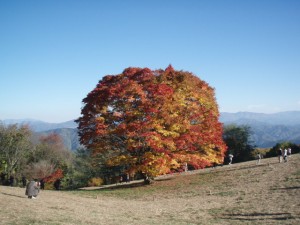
left=1, top=154, right=300, bottom=225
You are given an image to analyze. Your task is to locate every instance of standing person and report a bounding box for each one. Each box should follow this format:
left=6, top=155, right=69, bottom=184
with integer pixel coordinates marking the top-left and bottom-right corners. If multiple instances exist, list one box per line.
left=288, top=148, right=292, bottom=157
left=9, top=175, right=14, bottom=187
left=40, top=179, right=45, bottom=190
left=278, top=148, right=283, bottom=163
left=22, top=176, right=27, bottom=188
left=228, top=154, right=234, bottom=165
left=126, top=173, right=130, bottom=183
left=283, top=148, right=288, bottom=162
left=0, top=172, right=6, bottom=185
left=184, top=162, right=188, bottom=172
left=25, top=179, right=40, bottom=199
left=256, top=153, right=261, bottom=165
left=54, top=179, right=61, bottom=190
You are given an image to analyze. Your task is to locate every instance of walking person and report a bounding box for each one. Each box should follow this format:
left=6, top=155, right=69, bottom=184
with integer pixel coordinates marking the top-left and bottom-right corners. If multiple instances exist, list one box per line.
left=25, top=179, right=40, bottom=199
left=228, top=154, right=234, bottom=165
left=256, top=153, right=261, bottom=165
left=54, top=179, right=61, bottom=190
left=9, top=175, right=14, bottom=187
left=22, top=176, right=27, bottom=188
left=184, top=162, right=188, bottom=172
left=278, top=148, right=283, bottom=163
left=283, top=148, right=288, bottom=162
left=40, top=179, right=45, bottom=190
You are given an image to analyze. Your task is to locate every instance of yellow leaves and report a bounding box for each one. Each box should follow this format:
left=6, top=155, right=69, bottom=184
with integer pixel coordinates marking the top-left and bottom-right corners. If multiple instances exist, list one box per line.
left=95, top=116, right=105, bottom=123
left=170, top=158, right=180, bottom=168
left=170, top=124, right=182, bottom=133
left=106, top=155, right=134, bottom=167
left=78, top=66, right=227, bottom=178
left=140, top=152, right=180, bottom=177
left=156, top=128, right=179, bottom=138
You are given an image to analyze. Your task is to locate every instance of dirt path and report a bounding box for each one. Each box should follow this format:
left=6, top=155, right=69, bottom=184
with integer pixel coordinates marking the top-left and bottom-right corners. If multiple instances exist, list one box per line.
left=1, top=155, right=300, bottom=225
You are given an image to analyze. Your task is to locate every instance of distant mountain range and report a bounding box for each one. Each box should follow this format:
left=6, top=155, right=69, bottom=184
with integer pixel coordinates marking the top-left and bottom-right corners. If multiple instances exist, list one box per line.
left=1, top=119, right=77, bottom=132
left=1, top=119, right=80, bottom=151
left=1, top=111, right=300, bottom=149
left=220, top=111, right=300, bottom=126
left=220, top=111, right=300, bottom=147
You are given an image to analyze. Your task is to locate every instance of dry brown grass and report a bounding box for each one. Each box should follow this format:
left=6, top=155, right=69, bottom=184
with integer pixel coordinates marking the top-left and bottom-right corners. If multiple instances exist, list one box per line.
left=1, top=154, right=300, bottom=225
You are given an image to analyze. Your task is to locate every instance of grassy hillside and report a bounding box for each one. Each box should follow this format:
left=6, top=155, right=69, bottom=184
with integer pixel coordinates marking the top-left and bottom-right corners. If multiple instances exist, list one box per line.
left=1, top=154, right=299, bottom=225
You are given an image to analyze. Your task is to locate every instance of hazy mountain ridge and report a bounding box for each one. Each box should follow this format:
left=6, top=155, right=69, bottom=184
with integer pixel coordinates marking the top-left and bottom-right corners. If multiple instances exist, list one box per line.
left=36, top=128, right=82, bottom=151
left=220, top=111, right=300, bottom=125
left=1, top=119, right=77, bottom=132
left=1, top=119, right=80, bottom=151
left=2, top=111, right=300, bottom=149
left=219, top=111, right=300, bottom=147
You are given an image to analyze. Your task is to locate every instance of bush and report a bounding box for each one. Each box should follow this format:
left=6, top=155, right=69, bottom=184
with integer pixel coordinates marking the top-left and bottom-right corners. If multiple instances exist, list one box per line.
left=44, top=182, right=55, bottom=190
left=88, top=177, right=104, bottom=187
left=265, top=142, right=300, bottom=158
left=251, top=148, right=271, bottom=159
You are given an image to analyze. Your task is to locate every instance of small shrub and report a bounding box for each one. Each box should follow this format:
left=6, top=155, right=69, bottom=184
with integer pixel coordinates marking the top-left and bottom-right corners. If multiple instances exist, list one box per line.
left=88, top=177, right=104, bottom=187
left=251, top=148, right=270, bottom=159
left=44, top=182, right=55, bottom=190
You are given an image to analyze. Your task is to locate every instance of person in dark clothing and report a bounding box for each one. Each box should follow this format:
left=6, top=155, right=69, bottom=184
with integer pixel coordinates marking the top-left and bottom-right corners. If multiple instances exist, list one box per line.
left=22, top=176, right=27, bottom=187
left=54, top=179, right=61, bottom=190
left=9, top=175, right=14, bottom=187
left=0, top=172, right=6, bottom=185
left=278, top=148, right=283, bottom=163
left=40, top=179, right=45, bottom=190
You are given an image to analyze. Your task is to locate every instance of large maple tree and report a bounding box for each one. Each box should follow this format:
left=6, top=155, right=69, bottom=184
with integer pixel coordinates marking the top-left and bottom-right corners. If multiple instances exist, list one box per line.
left=77, top=66, right=227, bottom=179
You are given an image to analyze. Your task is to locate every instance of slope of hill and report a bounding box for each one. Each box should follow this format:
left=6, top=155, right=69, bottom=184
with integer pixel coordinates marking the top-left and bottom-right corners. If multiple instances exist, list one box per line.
left=1, top=155, right=300, bottom=224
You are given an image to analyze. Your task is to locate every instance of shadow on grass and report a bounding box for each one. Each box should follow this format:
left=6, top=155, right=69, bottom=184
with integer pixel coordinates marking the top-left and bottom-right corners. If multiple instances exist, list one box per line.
left=78, top=176, right=176, bottom=192
left=155, top=177, right=174, bottom=182
left=1, top=192, right=25, bottom=199
left=270, top=186, right=300, bottom=190
left=219, top=212, right=296, bottom=221
left=78, top=181, right=147, bottom=191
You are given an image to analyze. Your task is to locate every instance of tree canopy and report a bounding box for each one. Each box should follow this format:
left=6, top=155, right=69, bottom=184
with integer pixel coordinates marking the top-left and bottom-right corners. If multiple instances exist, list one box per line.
left=0, top=124, right=32, bottom=176
left=223, top=124, right=255, bottom=163
left=77, top=66, right=227, bottom=178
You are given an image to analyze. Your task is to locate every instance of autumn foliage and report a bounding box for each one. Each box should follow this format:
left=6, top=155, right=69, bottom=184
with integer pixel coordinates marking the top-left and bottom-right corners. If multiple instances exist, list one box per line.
left=43, top=168, right=64, bottom=183
left=77, top=66, right=227, bottom=178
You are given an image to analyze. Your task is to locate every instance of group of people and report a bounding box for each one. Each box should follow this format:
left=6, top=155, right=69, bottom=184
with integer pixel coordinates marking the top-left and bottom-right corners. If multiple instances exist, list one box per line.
left=278, top=147, right=292, bottom=163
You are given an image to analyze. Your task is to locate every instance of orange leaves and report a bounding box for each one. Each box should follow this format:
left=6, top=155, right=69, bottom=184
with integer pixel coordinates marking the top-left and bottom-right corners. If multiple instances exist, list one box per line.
left=77, top=66, right=227, bottom=178
left=43, top=168, right=64, bottom=183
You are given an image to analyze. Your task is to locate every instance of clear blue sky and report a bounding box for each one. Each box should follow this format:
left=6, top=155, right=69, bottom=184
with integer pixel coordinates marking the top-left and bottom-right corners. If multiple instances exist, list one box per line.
left=1, top=0, right=300, bottom=123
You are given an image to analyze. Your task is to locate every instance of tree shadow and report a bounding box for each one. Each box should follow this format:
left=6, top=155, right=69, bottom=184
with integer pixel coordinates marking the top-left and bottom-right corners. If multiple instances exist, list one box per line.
left=219, top=212, right=296, bottom=221
left=155, top=177, right=174, bottom=182
left=270, top=186, right=300, bottom=190
left=1, top=192, right=25, bottom=199
left=106, top=182, right=146, bottom=190
left=78, top=180, right=147, bottom=191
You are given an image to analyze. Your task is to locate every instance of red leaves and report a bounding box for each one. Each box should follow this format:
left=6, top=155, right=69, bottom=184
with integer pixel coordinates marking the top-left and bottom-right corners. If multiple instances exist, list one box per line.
left=165, top=64, right=175, bottom=73
left=77, top=66, right=227, bottom=177
left=43, top=168, right=63, bottom=183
